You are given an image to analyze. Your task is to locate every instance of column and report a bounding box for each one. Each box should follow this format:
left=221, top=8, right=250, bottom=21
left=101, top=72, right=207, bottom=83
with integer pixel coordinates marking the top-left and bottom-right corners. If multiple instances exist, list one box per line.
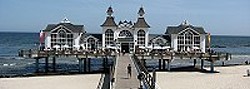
left=158, top=59, right=162, bottom=70
left=52, top=57, right=56, bottom=72
left=210, top=61, right=214, bottom=72
left=200, top=59, right=204, bottom=70
left=88, top=58, right=91, bottom=72
left=45, top=57, right=49, bottom=73
left=163, top=59, right=166, bottom=70
left=35, top=58, right=39, bottom=73
left=193, top=59, right=197, bottom=67
left=79, top=58, right=83, bottom=73
left=84, top=58, right=87, bottom=73
left=167, top=60, right=171, bottom=71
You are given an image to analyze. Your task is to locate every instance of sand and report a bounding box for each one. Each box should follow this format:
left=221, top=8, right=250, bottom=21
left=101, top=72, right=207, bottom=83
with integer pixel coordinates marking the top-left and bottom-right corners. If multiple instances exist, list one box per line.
left=156, top=65, right=250, bottom=89
left=0, top=74, right=102, bottom=89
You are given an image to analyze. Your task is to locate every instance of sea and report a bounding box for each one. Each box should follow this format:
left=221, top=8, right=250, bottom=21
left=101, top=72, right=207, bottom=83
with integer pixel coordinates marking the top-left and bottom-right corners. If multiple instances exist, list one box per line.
left=1, top=32, right=250, bottom=77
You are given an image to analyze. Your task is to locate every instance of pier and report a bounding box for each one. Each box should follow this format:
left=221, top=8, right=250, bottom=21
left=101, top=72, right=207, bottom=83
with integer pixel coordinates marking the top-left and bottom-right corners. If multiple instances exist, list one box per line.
left=18, top=49, right=116, bottom=74
left=18, top=49, right=231, bottom=89
left=114, top=54, right=140, bottom=89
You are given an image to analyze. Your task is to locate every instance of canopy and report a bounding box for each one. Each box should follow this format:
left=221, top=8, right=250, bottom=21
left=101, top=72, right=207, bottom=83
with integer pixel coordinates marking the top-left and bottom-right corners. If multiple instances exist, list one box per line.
left=53, top=45, right=60, bottom=49
left=63, top=45, right=70, bottom=48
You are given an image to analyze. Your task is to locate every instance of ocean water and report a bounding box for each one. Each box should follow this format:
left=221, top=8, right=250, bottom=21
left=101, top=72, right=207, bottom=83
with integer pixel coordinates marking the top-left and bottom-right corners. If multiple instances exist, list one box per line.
left=1, top=32, right=250, bottom=76
left=0, top=32, right=114, bottom=77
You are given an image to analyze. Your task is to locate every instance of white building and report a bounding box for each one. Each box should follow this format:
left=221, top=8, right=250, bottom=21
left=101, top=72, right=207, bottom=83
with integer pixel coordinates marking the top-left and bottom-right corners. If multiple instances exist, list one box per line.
left=101, top=6, right=150, bottom=53
left=165, top=20, right=207, bottom=53
left=42, top=17, right=85, bottom=50
left=41, top=6, right=208, bottom=53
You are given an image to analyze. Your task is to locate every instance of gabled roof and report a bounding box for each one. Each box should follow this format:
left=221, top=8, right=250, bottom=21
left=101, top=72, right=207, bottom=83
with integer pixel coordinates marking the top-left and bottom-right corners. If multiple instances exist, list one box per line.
left=85, top=33, right=102, bottom=41
left=149, top=34, right=171, bottom=43
left=165, top=24, right=206, bottom=34
left=43, top=23, right=84, bottom=33
left=134, top=18, right=150, bottom=28
left=101, top=17, right=117, bottom=27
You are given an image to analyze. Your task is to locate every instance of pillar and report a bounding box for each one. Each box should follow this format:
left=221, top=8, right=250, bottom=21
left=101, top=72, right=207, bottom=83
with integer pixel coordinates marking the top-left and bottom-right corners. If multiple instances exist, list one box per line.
left=167, top=60, right=171, bottom=71
left=52, top=57, right=56, bottom=72
left=158, top=59, right=162, bottom=70
left=79, top=58, right=83, bottom=73
left=35, top=58, right=39, bottom=73
left=103, top=57, right=106, bottom=72
left=193, top=59, right=197, bottom=67
left=45, top=57, right=49, bottom=73
left=210, top=61, right=214, bottom=72
left=163, top=59, right=166, bottom=70
left=88, top=58, right=91, bottom=72
left=200, top=59, right=204, bottom=70
left=84, top=58, right=87, bottom=73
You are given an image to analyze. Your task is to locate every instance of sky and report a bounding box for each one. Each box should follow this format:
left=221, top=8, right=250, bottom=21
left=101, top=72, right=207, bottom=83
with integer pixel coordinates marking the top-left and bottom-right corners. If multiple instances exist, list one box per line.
left=0, top=0, right=250, bottom=36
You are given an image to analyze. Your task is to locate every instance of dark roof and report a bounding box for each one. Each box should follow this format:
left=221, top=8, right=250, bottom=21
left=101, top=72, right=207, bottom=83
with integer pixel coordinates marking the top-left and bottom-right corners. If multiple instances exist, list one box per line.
left=149, top=34, right=171, bottom=43
left=85, top=33, right=102, bottom=41
left=43, top=23, right=84, bottom=33
left=165, top=24, right=206, bottom=34
left=101, top=17, right=117, bottom=27
left=134, top=18, right=150, bottom=28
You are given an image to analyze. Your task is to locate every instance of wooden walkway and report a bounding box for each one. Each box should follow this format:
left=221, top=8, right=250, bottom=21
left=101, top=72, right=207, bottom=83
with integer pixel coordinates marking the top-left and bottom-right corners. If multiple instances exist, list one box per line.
left=114, top=54, right=140, bottom=89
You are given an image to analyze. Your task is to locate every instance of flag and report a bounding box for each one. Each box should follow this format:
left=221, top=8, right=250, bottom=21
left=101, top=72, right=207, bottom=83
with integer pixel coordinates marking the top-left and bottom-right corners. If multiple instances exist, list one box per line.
left=39, top=30, right=45, bottom=44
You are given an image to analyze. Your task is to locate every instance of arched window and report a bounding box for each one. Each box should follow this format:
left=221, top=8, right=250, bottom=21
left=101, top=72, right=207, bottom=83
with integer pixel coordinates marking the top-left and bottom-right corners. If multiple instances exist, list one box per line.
left=137, top=30, right=145, bottom=46
left=119, top=30, right=132, bottom=37
left=59, top=30, right=66, bottom=38
left=177, top=30, right=199, bottom=51
left=105, top=29, right=114, bottom=46
left=87, top=38, right=96, bottom=50
left=155, top=38, right=164, bottom=46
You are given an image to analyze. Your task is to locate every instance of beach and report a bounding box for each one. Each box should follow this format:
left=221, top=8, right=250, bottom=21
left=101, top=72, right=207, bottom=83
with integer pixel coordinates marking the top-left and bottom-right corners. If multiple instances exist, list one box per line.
left=0, top=74, right=101, bottom=89
left=156, top=65, right=250, bottom=89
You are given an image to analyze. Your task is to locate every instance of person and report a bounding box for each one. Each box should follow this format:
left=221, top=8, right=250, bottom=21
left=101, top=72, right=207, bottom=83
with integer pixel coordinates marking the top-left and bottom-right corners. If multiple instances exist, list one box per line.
left=127, top=64, right=132, bottom=78
left=247, top=69, right=250, bottom=76
left=123, top=50, right=125, bottom=55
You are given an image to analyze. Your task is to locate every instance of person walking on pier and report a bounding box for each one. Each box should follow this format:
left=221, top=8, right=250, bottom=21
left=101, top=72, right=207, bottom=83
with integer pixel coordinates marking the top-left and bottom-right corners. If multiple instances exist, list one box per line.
left=127, top=64, right=132, bottom=78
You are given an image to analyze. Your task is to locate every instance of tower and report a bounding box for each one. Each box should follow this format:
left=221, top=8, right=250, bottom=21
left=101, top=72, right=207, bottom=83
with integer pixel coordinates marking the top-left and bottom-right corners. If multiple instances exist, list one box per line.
left=101, top=6, right=117, bottom=49
left=134, top=6, right=150, bottom=50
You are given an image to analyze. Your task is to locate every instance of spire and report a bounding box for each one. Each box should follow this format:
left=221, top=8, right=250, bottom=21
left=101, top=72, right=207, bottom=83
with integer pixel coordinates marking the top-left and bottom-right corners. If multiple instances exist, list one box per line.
left=61, top=17, right=71, bottom=23
left=106, top=6, right=113, bottom=16
left=138, top=6, right=145, bottom=17
left=101, top=6, right=117, bottom=27
left=181, top=20, right=189, bottom=26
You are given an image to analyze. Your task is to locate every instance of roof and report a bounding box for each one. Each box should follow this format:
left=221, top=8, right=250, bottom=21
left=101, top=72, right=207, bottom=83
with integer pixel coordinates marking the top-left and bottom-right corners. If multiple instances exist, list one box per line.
left=101, top=17, right=117, bottom=27
left=165, top=24, right=206, bottom=34
left=43, top=23, right=84, bottom=33
left=149, top=34, right=171, bottom=43
left=134, top=18, right=150, bottom=28
left=85, top=33, right=102, bottom=41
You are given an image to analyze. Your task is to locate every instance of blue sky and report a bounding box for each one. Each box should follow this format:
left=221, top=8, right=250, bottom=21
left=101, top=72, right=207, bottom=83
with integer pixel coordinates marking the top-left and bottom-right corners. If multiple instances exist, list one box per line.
left=0, top=0, right=250, bottom=36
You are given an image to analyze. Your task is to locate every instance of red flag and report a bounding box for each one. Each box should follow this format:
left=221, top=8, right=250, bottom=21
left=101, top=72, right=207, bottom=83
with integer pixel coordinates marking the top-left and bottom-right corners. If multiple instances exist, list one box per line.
left=40, top=30, right=45, bottom=44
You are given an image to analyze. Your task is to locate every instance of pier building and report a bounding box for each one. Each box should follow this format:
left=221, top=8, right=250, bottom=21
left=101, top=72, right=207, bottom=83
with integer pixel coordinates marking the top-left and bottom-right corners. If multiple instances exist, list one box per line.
left=41, top=6, right=208, bottom=53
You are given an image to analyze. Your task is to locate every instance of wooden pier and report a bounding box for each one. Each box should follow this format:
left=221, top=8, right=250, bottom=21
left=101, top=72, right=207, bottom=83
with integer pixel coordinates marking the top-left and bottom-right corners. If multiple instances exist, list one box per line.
left=18, top=49, right=231, bottom=89
left=18, top=49, right=116, bottom=73
left=135, top=51, right=231, bottom=72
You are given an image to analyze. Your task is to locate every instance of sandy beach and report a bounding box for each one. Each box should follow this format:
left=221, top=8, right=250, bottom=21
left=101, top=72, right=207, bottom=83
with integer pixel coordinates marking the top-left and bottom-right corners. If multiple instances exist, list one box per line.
left=0, top=74, right=102, bottom=89
left=156, top=65, right=250, bottom=89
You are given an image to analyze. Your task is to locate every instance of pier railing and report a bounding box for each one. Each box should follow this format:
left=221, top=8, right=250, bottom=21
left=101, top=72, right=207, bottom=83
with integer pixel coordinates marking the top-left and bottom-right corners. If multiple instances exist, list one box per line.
left=18, top=49, right=117, bottom=59
left=132, top=54, right=156, bottom=89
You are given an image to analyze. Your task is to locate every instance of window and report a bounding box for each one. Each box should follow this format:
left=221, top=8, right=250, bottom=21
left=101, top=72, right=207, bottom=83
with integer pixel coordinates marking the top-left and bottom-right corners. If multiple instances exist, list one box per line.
left=177, top=30, right=200, bottom=51
left=105, top=29, right=114, bottom=46
left=137, top=30, right=145, bottom=46
left=50, top=28, right=73, bottom=49
left=87, top=38, right=96, bottom=50
left=119, top=30, right=132, bottom=37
